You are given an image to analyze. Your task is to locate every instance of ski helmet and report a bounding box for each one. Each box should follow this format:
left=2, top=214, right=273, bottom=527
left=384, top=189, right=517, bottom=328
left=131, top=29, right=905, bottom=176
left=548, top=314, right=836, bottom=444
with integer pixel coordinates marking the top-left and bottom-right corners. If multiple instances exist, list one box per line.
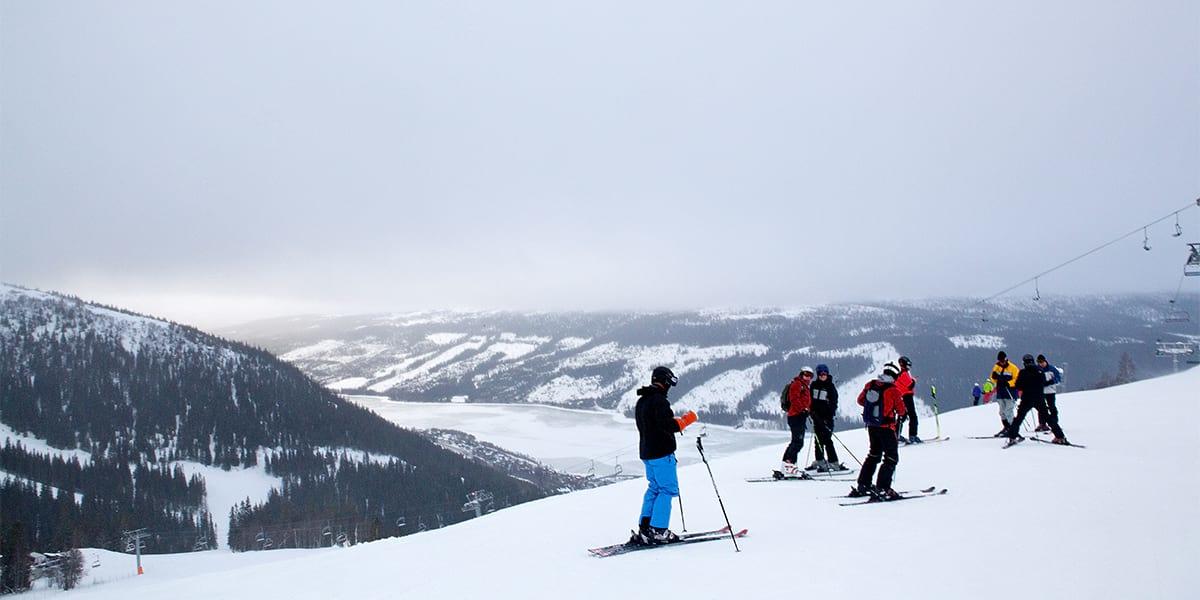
left=882, top=362, right=900, bottom=378
left=800, top=365, right=814, bottom=376
left=816, top=364, right=830, bottom=375
left=1036, top=354, right=1047, bottom=362
left=898, top=356, right=912, bottom=369
left=651, top=366, right=677, bottom=387
left=1022, top=354, right=1035, bottom=365
left=997, top=351, right=1007, bottom=361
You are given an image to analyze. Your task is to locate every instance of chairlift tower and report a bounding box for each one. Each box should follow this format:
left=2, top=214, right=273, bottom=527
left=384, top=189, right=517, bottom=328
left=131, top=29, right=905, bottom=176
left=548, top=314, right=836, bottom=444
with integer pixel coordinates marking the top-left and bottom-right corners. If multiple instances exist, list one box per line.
left=1155, top=341, right=1197, bottom=373
left=462, top=490, right=495, bottom=518
left=121, top=528, right=149, bottom=575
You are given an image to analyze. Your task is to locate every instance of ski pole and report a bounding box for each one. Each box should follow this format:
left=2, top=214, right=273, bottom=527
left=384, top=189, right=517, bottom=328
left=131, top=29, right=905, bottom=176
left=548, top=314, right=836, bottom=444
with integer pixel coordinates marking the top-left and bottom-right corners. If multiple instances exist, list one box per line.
left=694, top=437, right=739, bottom=552
left=677, top=490, right=686, bottom=533
left=930, top=385, right=941, bottom=439
left=830, top=431, right=863, bottom=467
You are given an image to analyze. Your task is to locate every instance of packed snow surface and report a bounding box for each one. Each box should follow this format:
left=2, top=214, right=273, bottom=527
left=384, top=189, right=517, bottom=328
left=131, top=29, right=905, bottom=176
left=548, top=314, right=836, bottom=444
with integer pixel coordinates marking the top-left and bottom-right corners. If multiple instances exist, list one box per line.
left=28, top=368, right=1200, bottom=599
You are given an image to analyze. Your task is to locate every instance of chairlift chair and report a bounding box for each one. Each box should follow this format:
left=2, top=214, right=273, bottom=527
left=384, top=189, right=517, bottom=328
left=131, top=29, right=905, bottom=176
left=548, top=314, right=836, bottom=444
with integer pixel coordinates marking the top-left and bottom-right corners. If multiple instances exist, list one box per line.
left=1186, top=243, right=1200, bottom=277
left=1164, top=310, right=1191, bottom=323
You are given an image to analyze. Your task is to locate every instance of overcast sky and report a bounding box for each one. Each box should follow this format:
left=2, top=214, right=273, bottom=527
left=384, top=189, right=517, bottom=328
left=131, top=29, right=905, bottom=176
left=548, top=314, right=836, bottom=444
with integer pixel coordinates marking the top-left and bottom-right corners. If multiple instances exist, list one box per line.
left=2, top=1, right=1198, bottom=328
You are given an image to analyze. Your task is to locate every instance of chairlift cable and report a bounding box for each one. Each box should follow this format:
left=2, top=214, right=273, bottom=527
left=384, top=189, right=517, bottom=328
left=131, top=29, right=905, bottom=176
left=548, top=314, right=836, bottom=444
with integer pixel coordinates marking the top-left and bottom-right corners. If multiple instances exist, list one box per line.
left=977, top=199, right=1199, bottom=305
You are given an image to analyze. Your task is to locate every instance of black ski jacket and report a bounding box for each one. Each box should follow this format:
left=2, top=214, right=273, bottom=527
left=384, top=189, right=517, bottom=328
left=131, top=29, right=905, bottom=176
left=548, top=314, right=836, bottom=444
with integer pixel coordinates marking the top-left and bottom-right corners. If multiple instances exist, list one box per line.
left=635, top=385, right=682, bottom=460
left=809, top=378, right=839, bottom=418
left=1015, top=365, right=1045, bottom=404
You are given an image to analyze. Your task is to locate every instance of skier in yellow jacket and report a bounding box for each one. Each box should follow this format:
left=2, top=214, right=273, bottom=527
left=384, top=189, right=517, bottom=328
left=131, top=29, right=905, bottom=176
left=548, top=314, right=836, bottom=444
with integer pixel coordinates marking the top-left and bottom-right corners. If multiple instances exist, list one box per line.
left=989, top=351, right=1021, bottom=436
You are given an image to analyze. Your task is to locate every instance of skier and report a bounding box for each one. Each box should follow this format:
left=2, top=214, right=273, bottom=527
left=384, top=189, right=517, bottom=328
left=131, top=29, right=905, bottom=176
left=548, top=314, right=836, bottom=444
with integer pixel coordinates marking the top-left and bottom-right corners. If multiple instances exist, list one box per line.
left=982, top=379, right=995, bottom=404
left=972, top=382, right=982, bottom=406
left=850, top=362, right=907, bottom=500
left=806, top=364, right=844, bottom=472
left=989, top=351, right=1020, bottom=436
left=634, top=366, right=698, bottom=544
left=1035, top=354, right=1063, bottom=433
left=1004, top=354, right=1069, bottom=444
left=894, top=356, right=919, bottom=443
left=779, top=366, right=814, bottom=477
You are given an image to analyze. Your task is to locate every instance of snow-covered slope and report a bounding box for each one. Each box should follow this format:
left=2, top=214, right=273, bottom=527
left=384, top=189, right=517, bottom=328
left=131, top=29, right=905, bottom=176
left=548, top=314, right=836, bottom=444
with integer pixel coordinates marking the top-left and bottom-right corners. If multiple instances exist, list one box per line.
left=43, top=368, right=1199, bottom=599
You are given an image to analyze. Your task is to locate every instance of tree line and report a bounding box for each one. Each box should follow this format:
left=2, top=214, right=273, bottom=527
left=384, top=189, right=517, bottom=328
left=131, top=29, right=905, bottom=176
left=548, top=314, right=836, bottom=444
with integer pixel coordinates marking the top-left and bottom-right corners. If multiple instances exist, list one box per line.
left=0, top=290, right=547, bottom=583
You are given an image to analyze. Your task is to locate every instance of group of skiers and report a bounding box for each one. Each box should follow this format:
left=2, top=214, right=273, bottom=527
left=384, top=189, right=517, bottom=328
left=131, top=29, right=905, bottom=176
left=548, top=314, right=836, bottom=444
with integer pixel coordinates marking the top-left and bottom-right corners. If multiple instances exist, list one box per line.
left=987, top=351, right=1068, bottom=444
left=630, top=349, right=1070, bottom=544
left=779, top=364, right=845, bottom=477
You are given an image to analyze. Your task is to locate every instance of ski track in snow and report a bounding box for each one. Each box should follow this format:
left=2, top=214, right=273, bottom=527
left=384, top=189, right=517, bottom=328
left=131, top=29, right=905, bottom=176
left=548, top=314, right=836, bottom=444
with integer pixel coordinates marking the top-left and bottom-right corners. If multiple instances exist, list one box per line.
left=39, top=368, right=1200, bottom=600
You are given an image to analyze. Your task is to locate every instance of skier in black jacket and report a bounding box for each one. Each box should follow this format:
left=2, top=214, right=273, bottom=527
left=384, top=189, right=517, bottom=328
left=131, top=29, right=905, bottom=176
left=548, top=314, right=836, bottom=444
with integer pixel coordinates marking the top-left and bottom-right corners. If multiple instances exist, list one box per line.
left=806, top=364, right=844, bottom=472
left=633, top=366, right=697, bottom=544
left=1004, top=354, right=1068, bottom=444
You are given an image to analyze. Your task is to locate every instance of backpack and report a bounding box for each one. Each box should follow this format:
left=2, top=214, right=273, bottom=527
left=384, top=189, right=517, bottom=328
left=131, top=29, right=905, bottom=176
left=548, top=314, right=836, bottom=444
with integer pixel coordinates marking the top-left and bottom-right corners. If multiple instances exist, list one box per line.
left=861, top=380, right=890, bottom=427
left=780, top=382, right=792, bottom=411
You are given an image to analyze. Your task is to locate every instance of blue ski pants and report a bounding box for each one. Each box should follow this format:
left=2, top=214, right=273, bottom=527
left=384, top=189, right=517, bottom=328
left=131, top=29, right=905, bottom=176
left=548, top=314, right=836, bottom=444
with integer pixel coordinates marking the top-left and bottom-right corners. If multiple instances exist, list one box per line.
left=640, top=454, right=679, bottom=529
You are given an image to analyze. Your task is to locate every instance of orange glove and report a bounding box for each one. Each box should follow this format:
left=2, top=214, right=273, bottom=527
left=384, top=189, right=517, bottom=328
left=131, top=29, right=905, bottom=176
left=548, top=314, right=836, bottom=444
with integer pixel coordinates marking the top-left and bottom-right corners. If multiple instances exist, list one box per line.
left=675, top=410, right=698, bottom=431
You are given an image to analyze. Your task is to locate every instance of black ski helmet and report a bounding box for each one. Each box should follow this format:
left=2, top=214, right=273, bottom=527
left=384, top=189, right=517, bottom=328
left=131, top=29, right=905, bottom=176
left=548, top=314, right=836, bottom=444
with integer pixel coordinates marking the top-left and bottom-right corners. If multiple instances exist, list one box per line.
left=651, top=366, right=678, bottom=387
left=997, top=351, right=1007, bottom=361
left=898, top=356, right=912, bottom=369
left=1022, top=354, right=1035, bottom=365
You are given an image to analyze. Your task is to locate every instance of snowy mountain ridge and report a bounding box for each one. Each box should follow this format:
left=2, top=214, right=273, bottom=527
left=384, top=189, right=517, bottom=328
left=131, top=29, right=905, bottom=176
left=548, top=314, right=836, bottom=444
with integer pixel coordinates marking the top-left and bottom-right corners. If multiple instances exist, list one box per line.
left=223, top=294, right=1199, bottom=428
left=0, top=284, right=559, bottom=556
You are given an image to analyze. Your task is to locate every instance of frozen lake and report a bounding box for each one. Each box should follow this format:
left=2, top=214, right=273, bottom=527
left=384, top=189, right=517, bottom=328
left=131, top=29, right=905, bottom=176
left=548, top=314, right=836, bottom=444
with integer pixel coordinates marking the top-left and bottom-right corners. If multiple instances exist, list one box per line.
left=343, top=395, right=791, bottom=477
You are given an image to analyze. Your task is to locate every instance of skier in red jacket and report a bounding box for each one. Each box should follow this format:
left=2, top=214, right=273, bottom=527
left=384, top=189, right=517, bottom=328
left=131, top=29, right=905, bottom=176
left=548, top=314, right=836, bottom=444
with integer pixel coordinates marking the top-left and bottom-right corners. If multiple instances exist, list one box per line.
left=851, top=362, right=907, bottom=500
left=894, top=356, right=920, bottom=444
left=778, top=366, right=814, bottom=478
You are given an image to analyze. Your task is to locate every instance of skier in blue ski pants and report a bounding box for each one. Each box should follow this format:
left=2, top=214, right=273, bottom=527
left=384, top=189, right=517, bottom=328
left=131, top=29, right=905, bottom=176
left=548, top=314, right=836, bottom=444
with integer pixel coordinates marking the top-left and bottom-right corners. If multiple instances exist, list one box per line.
left=633, top=367, right=697, bottom=541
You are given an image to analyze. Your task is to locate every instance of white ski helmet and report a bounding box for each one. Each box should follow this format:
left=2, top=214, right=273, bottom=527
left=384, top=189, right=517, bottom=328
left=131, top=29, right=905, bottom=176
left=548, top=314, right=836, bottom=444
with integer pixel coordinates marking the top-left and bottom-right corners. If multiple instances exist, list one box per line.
left=882, top=362, right=900, bottom=378
left=800, top=365, right=814, bottom=376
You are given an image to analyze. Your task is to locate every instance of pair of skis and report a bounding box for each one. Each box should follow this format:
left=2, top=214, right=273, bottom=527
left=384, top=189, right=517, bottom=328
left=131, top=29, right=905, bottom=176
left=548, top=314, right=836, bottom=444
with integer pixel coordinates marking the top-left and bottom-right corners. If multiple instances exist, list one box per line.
left=1028, top=435, right=1086, bottom=449
left=837, top=486, right=948, bottom=506
left=900, top=436, right=951, bottom=445
left=745, top=470, right=854, bottom=483
left=990, top=435, right=1086, bottom=449
left=587, top=525, right=748, bottom=557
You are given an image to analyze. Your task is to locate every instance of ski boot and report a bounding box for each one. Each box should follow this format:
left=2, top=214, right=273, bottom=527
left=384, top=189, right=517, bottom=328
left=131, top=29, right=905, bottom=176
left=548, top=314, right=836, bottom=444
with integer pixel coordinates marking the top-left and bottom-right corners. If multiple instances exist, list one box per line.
left=1051, top=437, right=1070, bottom=445
left=780, top=461, right=802, bottom=478
left=824, top=461, right=847, bottom=472
left=848, top=483, right=874, bottom=498
left=871, top=487, right=901, bottom=502
left=647, top=527, right=680, bottom=544
left=897, top=435, right=909, bottom=445
left=805, top=460, right=823, bottom=472
left=908, top=436, right=923, bottom=444
left=1034, top=424, right=1051, bottom=433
